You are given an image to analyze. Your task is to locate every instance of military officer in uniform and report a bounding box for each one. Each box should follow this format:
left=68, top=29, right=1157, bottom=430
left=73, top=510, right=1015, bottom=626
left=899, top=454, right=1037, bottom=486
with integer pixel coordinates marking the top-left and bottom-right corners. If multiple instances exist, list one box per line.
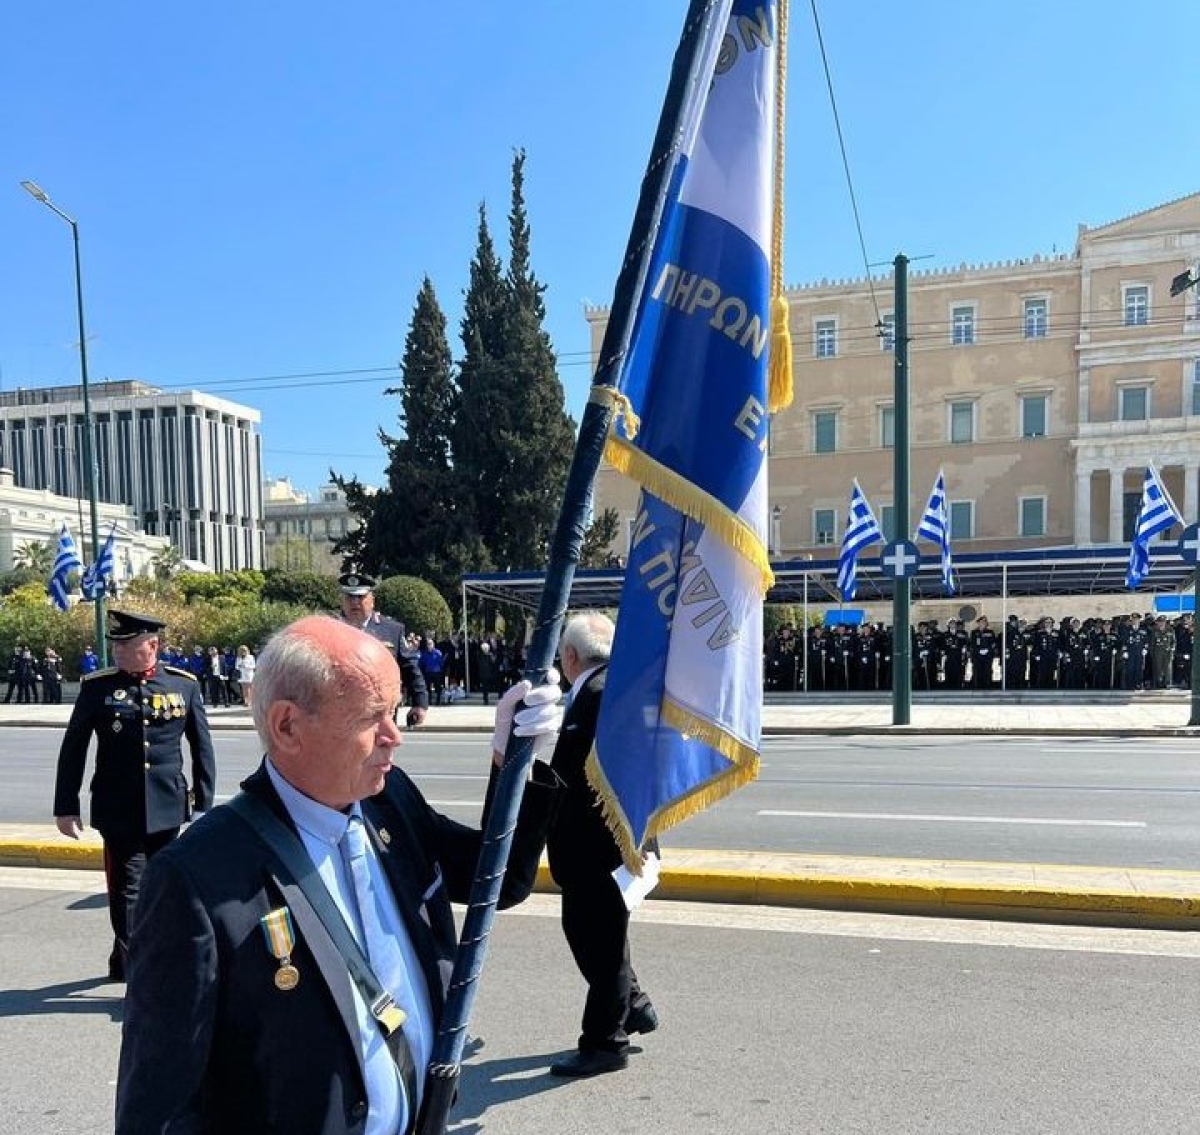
left=335, top=572, right=430, bottom=726
left=53, top=610, right=215, bottom=981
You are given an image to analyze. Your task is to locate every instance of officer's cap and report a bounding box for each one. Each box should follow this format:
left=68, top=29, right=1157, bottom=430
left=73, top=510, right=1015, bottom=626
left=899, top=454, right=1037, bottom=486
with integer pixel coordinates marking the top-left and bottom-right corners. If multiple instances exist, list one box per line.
left=338, top=572, right=376, bottom=597
left=106, top=610, right=167, bottom=640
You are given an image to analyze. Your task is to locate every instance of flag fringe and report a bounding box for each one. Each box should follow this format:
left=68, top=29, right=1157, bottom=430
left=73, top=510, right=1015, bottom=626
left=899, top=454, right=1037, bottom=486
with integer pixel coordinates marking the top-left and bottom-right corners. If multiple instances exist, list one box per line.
left=604, top=435, right=774, bottom=591
left=583, top=699, right=761, bottom=875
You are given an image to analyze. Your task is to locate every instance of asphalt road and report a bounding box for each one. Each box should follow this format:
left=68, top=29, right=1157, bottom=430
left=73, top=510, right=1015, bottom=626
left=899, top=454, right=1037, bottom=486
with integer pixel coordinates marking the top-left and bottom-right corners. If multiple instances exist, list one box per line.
left=8, top=727, right=1200, bottom=869
left=4, top=865, right=1200, bottom=1134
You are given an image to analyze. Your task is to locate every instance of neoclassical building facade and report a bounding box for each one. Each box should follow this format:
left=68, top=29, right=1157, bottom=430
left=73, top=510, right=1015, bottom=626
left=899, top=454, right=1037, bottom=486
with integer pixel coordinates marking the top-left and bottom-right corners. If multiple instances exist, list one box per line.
left=588, top=192, right=1200, bottom=564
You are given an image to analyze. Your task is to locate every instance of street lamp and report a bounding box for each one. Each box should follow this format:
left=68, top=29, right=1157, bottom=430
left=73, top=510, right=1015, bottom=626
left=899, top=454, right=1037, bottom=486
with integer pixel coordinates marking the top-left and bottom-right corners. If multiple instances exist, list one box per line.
left=21, top=180, right=107, bottom=665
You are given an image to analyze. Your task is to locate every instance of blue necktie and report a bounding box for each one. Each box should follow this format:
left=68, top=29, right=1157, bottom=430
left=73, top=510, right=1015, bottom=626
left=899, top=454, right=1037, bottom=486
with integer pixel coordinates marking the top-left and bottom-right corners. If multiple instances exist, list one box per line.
left=341, top=814, right=416, bottom=1131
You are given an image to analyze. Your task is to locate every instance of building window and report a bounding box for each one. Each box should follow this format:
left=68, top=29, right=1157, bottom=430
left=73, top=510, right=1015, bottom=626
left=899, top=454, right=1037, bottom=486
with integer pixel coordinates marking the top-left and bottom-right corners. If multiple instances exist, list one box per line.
left=814, top=509, right=836, bottom=545
left=1191, top=361, right=1200, bottom=416
left=1019, top=497, right=1045, bottom=537
left=814, top=319, right=837, bottom=359
left=951, top=305, right=976, bottom=346
left=949, top=400, right=975, bottom=443
left=813, top=410, right=837, bottom=454
left=1021, top=394, right=1047, bottom=438
left=1023, top=298, right=1047, bottom=339
left=1119, top=385, right=1149, bottom=421
left=880, top=405, right=895, bottom=449
left=879, top=504, right=896, bottom=543
left=1123, top=284, right=1149, bottom=327
left=949, top=500, right=974, bottom=540
left=879, top=314, right=895, bottom=351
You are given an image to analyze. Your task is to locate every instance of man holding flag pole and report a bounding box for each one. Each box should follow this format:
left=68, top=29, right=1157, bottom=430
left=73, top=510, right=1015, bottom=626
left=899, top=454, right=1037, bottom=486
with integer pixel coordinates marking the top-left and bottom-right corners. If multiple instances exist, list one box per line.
left=418, top=1, right=791, bottom=1127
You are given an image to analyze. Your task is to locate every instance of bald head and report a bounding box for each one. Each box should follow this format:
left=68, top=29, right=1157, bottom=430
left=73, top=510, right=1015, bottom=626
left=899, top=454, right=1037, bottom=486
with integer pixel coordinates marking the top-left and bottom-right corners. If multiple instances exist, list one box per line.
left=252, top=616, right=403, bottom=808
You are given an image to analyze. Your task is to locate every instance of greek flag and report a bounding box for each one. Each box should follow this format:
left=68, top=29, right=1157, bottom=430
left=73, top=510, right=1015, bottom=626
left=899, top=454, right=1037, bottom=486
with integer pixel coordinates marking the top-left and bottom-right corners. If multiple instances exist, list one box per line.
left=590, top=0, right=784, bottom=869
left=836, top=481, right=884, bottom=601
left=48, top=523, right=82, bottom=611
left=81, top=522, right=117, bottom=600
left=1126, top=465, right=1182, bottom=589
left=916, top=469, right=955, bottom=595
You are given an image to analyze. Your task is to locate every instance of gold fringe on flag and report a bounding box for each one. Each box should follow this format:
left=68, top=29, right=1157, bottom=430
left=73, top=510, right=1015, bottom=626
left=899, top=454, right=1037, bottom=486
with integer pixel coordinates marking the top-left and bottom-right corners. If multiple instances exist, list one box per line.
left=604, top=434, right=774, bottom=593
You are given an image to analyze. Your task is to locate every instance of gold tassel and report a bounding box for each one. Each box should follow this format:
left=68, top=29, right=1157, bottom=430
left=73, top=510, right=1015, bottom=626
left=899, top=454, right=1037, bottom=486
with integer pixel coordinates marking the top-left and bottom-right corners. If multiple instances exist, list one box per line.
left=767, top=293, right=793, bottom=413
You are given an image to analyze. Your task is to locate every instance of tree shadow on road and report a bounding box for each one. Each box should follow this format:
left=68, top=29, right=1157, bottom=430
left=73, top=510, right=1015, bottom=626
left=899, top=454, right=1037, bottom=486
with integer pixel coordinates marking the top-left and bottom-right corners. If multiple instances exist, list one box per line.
left=0, top=975, right=124, bottom=1022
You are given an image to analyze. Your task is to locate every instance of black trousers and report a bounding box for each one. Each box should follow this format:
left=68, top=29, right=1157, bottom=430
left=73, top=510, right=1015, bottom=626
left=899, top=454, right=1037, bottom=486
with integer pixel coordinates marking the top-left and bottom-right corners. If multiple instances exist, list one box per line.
left=101, top=827, right=178, bottom=952
left=560, top=872, right=649, bottom=1053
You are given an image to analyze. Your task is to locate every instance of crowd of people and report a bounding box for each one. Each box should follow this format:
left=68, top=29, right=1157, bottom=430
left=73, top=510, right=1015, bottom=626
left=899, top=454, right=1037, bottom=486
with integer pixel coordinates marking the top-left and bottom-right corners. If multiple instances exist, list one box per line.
left=3, top=645, right=64, bottom=703
left=766, top=611, right=1196, bottom=693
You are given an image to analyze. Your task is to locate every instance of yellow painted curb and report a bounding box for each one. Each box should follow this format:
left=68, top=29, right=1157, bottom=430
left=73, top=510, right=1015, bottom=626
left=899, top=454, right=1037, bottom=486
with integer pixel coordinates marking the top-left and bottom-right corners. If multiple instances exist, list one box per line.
left=0, top=841, right=103, bottom=870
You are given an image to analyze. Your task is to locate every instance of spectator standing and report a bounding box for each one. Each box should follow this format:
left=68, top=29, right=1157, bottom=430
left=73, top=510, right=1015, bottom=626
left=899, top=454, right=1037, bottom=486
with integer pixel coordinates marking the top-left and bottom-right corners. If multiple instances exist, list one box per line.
left=235, top=644, right=256, bottom=710
left=78, top=645, right=100, bottom=676
left=40, top=648, right=63, bottom=704
left=418, top=636, right=446, bottom=705
left=206, top=646, right=229, bottom=707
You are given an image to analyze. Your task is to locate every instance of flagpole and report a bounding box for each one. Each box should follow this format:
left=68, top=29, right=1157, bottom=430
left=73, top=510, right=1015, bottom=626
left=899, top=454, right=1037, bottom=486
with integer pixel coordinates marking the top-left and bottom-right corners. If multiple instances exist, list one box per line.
left=891, top=253, right=912, bottom=724
left=417, top=4, right=727, bottom=1130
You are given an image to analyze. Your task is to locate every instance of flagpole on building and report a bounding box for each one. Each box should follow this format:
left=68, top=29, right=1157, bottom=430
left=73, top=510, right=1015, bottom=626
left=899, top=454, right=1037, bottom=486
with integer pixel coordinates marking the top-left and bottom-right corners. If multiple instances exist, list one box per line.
left=417, top=4, right=725, bottom=1130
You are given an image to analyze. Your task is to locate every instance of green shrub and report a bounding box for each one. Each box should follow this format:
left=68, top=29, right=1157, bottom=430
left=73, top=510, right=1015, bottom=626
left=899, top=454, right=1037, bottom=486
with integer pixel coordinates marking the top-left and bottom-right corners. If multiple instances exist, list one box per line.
left=373, top=576, right=453, bottom=637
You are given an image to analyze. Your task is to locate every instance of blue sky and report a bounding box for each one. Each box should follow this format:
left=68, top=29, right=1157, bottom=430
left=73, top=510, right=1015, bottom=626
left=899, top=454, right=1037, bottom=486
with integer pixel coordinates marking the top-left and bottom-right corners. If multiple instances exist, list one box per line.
left=4, top=2, right=1198, bottom=497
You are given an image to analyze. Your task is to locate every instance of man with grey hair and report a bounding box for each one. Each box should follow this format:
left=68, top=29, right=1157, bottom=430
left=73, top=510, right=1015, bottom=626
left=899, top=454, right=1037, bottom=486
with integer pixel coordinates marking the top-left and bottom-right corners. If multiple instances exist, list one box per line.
left=116, top=615, right=562, bottom=1134
left=546, top=610, right=657, bottom=1078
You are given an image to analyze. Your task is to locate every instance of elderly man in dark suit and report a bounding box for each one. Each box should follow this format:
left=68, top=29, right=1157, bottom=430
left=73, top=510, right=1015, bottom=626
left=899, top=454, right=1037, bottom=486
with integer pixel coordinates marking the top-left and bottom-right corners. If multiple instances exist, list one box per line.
left=115, top=615, right=562, bottom=1135
left=547, top=611, right=658, bottom=1079
left=53, top=609, right=214, bottom=982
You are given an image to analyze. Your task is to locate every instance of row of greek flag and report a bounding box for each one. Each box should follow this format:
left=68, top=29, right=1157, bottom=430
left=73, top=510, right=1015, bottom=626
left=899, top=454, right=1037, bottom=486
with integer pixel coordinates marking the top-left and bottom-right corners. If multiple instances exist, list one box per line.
left=837, top=471, right=955, bottom=602
left=837, top=463, right=1185, bottom=601
left=47, top=522, right=117, bottom=611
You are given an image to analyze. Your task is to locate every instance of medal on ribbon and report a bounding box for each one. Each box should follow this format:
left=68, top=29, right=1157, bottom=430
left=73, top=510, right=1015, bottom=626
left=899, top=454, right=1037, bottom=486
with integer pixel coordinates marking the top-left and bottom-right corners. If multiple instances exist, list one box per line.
left=260, top=907, right=300, bottom=990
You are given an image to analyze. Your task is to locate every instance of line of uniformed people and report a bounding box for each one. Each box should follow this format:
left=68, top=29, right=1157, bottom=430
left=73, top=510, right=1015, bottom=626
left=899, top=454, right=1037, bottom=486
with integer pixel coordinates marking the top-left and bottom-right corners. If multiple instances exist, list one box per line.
left=765, top=611, right=1195, bottom=692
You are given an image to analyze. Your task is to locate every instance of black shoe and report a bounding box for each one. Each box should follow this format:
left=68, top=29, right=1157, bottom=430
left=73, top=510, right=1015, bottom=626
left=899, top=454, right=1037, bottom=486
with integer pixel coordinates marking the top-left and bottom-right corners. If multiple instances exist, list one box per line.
left=624, top=1003, right=659, bottom=1035
left=108, top=940, right=128, bottom=983
left=549, top=1049, right=628, bottom=1078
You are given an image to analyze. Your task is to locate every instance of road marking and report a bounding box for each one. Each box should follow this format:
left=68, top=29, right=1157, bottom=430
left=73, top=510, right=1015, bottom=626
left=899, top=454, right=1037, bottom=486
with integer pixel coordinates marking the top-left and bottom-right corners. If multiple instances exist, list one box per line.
left=759, top=810, right=1146, bottom=828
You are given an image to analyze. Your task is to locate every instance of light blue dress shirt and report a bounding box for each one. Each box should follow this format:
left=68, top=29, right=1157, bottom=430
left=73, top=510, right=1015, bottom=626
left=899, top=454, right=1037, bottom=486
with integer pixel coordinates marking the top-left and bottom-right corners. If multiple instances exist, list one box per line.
left=266, top=759, right=433, bottom=1135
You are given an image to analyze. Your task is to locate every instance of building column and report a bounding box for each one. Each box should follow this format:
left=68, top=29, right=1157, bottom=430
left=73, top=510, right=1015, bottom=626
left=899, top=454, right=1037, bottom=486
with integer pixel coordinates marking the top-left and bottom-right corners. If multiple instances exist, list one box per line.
left=1108, top=466, right=1125, bottom=545
left=1074, top=466, right=1092, bottom=545
left=1184, top=462, right=1199, bottom=526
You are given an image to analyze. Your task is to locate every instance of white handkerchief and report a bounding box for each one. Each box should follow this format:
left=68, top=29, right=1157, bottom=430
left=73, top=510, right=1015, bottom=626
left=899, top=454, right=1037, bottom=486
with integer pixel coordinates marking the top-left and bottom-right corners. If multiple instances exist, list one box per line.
left=612, top=851, right=660, bottom=912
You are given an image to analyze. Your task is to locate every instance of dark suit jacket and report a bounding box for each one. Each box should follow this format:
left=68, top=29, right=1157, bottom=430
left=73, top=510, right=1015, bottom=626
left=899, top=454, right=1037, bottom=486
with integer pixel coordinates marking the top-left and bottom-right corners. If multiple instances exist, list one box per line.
left=546, top=665, right=622, bottom=887
left=115, top=758, right=560, bottom=1134
left=53, top=665, right=215, bottom=837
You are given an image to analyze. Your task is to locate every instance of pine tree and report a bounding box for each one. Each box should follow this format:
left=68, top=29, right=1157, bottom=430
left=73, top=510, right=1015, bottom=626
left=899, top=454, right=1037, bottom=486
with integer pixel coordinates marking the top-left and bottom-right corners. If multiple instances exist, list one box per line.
left=453, top=150, right=575, bottom=572
left=335, top=279, right=491, bottom=597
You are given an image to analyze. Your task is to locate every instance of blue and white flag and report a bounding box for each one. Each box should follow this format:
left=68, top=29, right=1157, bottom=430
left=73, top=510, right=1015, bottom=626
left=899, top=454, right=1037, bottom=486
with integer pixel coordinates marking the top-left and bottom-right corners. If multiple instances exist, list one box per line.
left=836, top=481, right=884, bottom=601
left=590, top=0, right=784, bottom=869
left=915, top=469, right=956, bottom=595
left=48, top=523, right=82, bottom=611
left=81, top=522, right=117, bottom=600
left=1126, top=465, right=1182, bottom=589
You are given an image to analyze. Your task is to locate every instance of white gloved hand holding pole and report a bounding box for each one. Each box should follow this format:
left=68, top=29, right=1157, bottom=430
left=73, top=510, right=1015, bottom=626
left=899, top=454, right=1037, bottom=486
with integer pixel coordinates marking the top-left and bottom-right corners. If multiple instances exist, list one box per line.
left=491, top=670, right=563, bottom=766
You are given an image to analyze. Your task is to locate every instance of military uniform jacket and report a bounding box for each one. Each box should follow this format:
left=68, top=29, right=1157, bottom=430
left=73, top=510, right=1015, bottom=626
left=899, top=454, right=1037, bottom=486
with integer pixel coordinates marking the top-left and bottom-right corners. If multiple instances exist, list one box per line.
left=53, top=665, right=215, bottom=837
left=115, top=759, right=562, bottom=1134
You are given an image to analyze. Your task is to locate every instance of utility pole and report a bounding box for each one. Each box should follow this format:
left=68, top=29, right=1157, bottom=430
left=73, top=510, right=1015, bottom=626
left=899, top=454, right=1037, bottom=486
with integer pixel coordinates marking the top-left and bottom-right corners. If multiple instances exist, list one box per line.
left=892, top=254, right=912, bottom=725
left=1169, top=270, right=1200, bottom=727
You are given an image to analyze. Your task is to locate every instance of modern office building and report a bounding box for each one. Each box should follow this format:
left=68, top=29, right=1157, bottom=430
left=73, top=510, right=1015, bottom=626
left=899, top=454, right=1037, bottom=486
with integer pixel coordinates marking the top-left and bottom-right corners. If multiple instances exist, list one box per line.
left=587, top=191, right=1200, bottom=564
left=0, top=381, right=264, bottom=570
left=262, top=476, right=361, bottom=574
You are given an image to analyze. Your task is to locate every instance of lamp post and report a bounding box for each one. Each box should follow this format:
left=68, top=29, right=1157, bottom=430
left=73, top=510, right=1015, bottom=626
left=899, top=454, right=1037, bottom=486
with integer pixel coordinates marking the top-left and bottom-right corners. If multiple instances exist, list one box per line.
left=21, top=180, right=107, bottom=665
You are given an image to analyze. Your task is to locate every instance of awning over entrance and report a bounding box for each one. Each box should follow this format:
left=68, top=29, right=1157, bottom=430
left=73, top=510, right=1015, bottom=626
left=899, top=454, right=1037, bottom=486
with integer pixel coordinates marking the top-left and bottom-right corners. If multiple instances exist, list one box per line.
left=462, top=545, right=1195, bottom=612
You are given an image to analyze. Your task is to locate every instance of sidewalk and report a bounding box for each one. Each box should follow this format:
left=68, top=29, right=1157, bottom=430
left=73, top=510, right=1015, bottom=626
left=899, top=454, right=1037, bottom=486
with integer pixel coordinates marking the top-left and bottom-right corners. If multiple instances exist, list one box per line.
left=5, top=691, right=1199, bottom=928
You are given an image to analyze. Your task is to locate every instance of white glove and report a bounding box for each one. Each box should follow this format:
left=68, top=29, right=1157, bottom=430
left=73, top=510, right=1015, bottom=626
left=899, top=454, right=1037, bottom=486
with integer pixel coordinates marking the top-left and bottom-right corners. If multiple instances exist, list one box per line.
left=491, top=670, right=563, bottom=760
